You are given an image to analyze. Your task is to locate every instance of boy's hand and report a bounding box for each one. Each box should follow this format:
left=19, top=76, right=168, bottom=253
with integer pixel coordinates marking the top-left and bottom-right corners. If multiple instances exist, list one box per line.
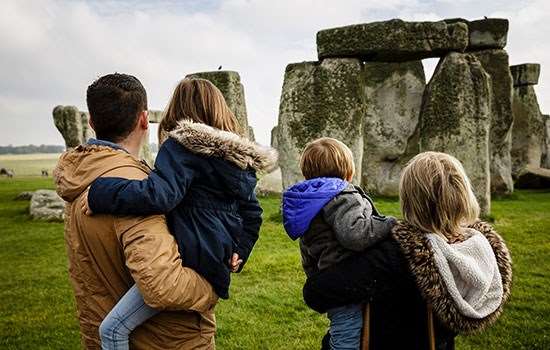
left=229, top=253, right=243, bottom=272
left=81, top=190, right=93, bottom=216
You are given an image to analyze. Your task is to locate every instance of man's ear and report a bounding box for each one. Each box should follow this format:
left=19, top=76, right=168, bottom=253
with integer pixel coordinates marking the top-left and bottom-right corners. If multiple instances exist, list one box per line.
left=138, top=110, right=149, bottom=130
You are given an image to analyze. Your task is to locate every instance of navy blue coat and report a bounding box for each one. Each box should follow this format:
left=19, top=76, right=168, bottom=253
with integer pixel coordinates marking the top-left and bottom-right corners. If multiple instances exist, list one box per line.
left=88, top=121, right=278, bottom=299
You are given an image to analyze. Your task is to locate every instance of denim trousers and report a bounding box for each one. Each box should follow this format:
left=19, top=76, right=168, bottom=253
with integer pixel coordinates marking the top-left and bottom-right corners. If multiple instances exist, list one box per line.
left=327, top=303, right=364, bottom=350
left=99, top=284, right=159, bottom=350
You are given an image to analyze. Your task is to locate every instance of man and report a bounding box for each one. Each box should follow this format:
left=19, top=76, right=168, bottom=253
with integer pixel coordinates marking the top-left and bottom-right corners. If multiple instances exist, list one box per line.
left=54, top=73, right=217, bottom=349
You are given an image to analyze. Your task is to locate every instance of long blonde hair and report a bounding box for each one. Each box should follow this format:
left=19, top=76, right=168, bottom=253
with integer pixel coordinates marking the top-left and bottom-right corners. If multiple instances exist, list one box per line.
left=399, top=152, right=480, bottom=241
left=158, top=78, right=241, bottom=143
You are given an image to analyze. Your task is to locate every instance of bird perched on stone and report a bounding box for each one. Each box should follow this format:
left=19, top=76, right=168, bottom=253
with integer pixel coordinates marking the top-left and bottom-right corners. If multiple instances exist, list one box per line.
left=218, top=65, right=222, bottom=70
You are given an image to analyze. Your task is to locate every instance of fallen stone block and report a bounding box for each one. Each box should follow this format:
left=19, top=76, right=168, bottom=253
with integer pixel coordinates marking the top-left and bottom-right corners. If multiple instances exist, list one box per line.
left=515, top=165, right=550, bottom=189
left=30, top=190, right=65, bottom=222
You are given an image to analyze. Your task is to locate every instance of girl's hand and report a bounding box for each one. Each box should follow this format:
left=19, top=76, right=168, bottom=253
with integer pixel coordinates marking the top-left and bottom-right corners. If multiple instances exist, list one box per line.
left=229, top=253, right=243, bottom=272
left=81, top=190, right=93, bottom=216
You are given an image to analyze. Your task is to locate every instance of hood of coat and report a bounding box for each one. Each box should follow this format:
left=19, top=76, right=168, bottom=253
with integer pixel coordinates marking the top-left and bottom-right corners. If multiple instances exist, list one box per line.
left=53, top=144, right=150, bottom=202
left=168, top=120, right=278, bottom=174
left=282, top=177, right=349, bottom=240
left=392, top=221, right=512, bottom=334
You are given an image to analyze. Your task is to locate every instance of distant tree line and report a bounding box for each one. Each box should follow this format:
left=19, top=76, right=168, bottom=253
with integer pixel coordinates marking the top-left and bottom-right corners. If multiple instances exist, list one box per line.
left=0, top=144, right=65, bottom=154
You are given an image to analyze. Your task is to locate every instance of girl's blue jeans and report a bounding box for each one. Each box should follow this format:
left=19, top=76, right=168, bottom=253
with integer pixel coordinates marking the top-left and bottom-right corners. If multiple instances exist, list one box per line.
left=99, top=284, right=159, bottom=350
left=327, top=303, right=364, bottom=350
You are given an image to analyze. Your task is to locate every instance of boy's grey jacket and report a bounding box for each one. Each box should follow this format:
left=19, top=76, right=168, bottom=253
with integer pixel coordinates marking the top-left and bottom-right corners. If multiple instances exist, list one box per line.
left=300, top=184, right=396, bottom=276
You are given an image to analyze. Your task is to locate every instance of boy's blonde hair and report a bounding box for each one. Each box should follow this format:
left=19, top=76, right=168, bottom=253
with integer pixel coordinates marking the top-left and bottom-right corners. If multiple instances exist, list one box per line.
left=158, top=78, right=241, bottom=143
left=399, top=151, right=480, bottom=241
left=300, top=137, right=355, bottom=181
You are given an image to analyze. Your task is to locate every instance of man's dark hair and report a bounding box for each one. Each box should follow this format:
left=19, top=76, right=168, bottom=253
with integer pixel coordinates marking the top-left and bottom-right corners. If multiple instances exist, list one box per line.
left=86, top=73, right=148, bottom=142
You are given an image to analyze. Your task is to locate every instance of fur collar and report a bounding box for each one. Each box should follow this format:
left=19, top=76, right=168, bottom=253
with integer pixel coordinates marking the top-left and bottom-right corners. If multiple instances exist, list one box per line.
left=169, top=120, right=278, bottom=173
left=392, top=221, right=512, bottom=334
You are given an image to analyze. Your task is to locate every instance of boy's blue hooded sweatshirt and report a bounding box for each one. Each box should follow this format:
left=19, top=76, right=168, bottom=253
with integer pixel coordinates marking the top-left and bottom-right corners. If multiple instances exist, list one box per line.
left=87, top=120, right=278, bottom=299
left=282, top=177, right=348, bottom=240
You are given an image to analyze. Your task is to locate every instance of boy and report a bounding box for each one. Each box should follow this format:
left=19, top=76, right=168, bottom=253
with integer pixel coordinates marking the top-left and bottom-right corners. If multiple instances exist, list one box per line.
left=282, top=137, right=396, bottom=349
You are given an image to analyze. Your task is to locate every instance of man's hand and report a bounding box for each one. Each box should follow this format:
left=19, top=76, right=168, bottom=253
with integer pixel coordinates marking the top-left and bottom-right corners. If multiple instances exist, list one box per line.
left=229, top=253, right=243, bottom=272
left=81, top=190, right=93, bottom=216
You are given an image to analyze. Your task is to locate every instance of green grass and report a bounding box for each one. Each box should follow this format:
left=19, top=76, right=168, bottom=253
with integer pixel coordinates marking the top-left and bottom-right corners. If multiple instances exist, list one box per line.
left=0, top=153, right=61, bottom=176
left=0, top=177, right=549, bottom=349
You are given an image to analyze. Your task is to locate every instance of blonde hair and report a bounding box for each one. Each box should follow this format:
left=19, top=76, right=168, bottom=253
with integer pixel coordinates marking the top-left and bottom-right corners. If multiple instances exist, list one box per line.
left=300, top=137, right=355, bottom=181
left=399, top=152, right=479, bottom=241
left=158, top=78, right=241, bottom=143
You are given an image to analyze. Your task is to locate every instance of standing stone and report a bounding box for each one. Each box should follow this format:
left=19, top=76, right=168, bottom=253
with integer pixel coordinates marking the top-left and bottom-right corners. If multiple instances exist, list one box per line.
left=277, top=59, right=365, bottom=190
left=543, top=115, right=550, bottom=169
left=420, top=52, right=492, bottom=215
left=445, top=18, right=509, bottom=50
left=148, top=110, right=164, bottom=123
left=30, top=190, right=65, bottom=221
left=317, top=19, right=468, bottom=61
left=362, top=61, right=425, bottom=196
left=53, top=106, right=84, bottom=148
left=511, top=85, right=545, bottom=178
left=471, top=50, right=514, bottom=194
left=186, top=71, right=252, bottom=139
left=511, top=63, right=540, bottom=86
left=79, top=111, right=95, bottom=142
left=271, top=126, right=279, bottom=149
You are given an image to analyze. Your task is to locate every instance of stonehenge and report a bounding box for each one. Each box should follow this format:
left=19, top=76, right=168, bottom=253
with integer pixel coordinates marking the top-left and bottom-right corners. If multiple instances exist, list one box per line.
left=53, top=70, right=255, bottom=167
left=273, top=17, right=549, bottom=215
left=362, top=61, right=425, bottom=196
left=419, top=52, right=492, bottom=214
left=510, top=64, right=548, bottom=187
left=53, top=105, right=156, bottom=165
left=276, top=59, right=365, bottom=189
left=317, top=19, right=468, bottom=61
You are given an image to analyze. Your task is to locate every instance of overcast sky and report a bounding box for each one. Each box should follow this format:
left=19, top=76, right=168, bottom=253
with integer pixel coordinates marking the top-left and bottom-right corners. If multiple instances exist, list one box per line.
left=1, top=0, right=549, bottom=146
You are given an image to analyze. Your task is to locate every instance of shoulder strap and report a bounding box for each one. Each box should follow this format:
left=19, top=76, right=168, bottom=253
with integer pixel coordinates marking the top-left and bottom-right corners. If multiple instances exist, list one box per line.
left=361, top=303, right=371, bottom=350
left=427, top=304, right=436, bottom=350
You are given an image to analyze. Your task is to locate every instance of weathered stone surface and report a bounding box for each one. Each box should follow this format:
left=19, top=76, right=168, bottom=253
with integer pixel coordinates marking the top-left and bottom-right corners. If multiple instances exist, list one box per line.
left=515, top=165, right=550, bottom=189
left=80, top=111, right=95, bottom=142
left=277, top=59, right=364, bottom=190
left=271, top=126, right=279, bottom=149
left=420, top=52, right=492, bottom=215
left=256, top=168, right=283, bottom=195
left=186, top=71, right=252, bottom=139
left=511, top=84, right=545, bottom=178
left=247, top=126, right=255, bottom=142
left=510, top=63, right=540, bottom=86
left=30, top=190, right=65, bottom=221
left=317, top=19, right=468, bottom=61
left=361, top=61, right=425, bottom=196
left=543, top=115, right=550, bottom=169
left=15, top=191, right=34, bottom=201
left=53, top=105, right=84, bottom=148
left=472, top=49, right=514, bottom=194
left=148, top=110, right=163, bottom=123
left=445, top=18, right=508, bottom=49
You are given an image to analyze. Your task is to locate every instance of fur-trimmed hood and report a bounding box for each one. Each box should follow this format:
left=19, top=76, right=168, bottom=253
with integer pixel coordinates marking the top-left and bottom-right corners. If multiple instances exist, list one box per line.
left=168, top=120, right=278, bottom=174
left=392, top=221, right=512, bottom=334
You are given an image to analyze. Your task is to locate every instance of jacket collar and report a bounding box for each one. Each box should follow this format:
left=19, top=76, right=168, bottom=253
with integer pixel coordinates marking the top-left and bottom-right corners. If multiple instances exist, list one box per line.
left=168, top=120, right=278, bottom=173
left=86, top=138, right=128, bottom=153
left=391, top=221, right=512, bottom=334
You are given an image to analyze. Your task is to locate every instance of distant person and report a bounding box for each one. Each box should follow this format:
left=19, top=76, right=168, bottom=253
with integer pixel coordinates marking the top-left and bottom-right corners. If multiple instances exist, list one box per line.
left=303, top=152, right=513, bottom=349
left=54, top=73, right=218, bottom=349
left=83, top=78, right=277, bottom=350
left=282, top=137, right=396, bottom=349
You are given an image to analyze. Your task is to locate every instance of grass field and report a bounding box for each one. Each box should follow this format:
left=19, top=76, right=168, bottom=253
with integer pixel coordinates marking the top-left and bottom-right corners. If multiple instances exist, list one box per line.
left=0, top=153, right=61, bottom=176
left=0, top=176, right=549, bottom=349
